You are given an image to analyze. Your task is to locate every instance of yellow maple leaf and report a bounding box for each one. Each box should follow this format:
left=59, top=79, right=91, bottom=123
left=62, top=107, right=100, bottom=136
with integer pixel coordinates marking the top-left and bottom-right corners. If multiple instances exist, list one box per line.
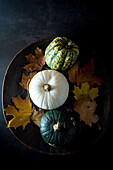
left=73, top=82, right=99, bottom=101
left=89, top=87, right=99, bottom=100
left=4, top=95, right=32, bottom=130
left=73, top=86, right=81, bottom=100
left=81, top=81, right=90, bottom=95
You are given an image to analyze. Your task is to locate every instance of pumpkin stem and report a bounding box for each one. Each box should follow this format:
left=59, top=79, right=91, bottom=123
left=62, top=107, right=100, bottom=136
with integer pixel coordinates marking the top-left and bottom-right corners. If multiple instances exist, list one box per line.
left=68, top=41, right=72, bottom=46
left=43, top=84, right=51, bottom=92
left=53, top=122, right=60, bottom=131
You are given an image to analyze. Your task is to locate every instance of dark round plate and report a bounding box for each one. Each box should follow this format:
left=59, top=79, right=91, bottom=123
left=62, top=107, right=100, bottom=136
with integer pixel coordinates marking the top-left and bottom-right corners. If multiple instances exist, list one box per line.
left=2, top=38, right=111, bottom=155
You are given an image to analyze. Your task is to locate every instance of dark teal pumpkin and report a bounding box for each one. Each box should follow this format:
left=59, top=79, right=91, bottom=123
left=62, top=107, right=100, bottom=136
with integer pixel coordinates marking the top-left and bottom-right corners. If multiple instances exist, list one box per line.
left=40, top=110, right=77, bottom=146
left=45, top=37, right=79, bottom=71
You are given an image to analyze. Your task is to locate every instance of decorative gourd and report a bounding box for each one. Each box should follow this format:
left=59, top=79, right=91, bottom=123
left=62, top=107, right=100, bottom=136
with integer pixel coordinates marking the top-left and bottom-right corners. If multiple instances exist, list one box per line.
left=40, top=110, right=77, bottom=146
left=29, top=70, right=69, bottom=110
left=45, top=37, right=79, bottom=71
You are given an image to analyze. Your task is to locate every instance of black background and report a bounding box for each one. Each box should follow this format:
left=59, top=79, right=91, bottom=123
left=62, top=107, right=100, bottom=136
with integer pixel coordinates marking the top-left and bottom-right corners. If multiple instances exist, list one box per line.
left=0, top=0, right=112, bottom=168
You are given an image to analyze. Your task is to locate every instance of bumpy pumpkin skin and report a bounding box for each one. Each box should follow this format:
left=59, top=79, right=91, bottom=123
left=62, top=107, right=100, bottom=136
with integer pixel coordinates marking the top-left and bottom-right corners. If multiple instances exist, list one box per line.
left=40, top=110, right=77, bottom=146
left=45, top=37, right=79, bottom=71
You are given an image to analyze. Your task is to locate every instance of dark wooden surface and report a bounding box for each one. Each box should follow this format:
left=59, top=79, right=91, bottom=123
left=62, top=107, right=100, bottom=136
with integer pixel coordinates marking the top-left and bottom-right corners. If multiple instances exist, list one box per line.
left=0, top=0, right=112, bottom=168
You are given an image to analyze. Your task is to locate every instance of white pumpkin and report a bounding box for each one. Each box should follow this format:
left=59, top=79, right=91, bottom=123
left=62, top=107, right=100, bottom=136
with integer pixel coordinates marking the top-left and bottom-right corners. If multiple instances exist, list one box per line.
left=29, top=70, right=69, bottom=110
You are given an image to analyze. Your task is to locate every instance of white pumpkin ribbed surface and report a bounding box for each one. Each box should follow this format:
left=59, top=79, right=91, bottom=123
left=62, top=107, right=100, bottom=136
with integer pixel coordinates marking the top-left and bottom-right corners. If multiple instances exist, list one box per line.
left=29, top=70, right=69, bottom=110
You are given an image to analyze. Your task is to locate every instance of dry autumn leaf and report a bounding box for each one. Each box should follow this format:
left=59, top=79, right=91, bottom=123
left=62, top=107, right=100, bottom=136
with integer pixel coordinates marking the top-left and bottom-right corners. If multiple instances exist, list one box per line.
left=4, top=95, right=32, bottom=130
left=19, top=72, right=37, bottom=90
left=24, top=47, right=45, bottom=72
left=68, top=61, right=79, bottom=83
left=24, top=63, right=42, bottom=72
left=31, top=106, right=44, bottom=127
left=74, top=95, right=99, bottom=127
left=68, top=59, right=103, bottom=86
left=73, top=82, right=99, bottom=100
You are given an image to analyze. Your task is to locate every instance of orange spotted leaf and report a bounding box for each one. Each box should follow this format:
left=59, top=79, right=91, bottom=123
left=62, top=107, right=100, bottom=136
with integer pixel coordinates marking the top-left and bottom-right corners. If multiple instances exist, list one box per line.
left=74, top=95, right=99, bottom=127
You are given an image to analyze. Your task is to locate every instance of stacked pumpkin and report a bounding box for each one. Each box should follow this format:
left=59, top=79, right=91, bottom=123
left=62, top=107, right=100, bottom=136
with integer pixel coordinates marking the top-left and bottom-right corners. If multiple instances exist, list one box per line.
left=29, top=37, right=79, bottom=147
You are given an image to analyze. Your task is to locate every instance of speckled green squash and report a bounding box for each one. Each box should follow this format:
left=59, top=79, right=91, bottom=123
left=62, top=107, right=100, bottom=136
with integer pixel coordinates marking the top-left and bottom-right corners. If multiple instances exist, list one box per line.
left=45, top=37, right=79, bottom=71
left=40, top=110, right=77, bottom=146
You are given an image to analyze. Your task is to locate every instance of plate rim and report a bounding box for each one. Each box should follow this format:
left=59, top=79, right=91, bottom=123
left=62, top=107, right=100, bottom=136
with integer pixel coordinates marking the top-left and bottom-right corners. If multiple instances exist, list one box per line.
left=2, top=38, right=112, bottom=155
left=2, top=37, right=79, bottom=155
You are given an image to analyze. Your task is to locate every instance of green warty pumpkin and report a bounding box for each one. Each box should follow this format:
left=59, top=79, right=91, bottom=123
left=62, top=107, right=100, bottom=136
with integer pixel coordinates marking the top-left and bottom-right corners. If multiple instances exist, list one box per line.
left=45, top=37, right=79, bottom=71
left=40, top=109, right=77, bottom=146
